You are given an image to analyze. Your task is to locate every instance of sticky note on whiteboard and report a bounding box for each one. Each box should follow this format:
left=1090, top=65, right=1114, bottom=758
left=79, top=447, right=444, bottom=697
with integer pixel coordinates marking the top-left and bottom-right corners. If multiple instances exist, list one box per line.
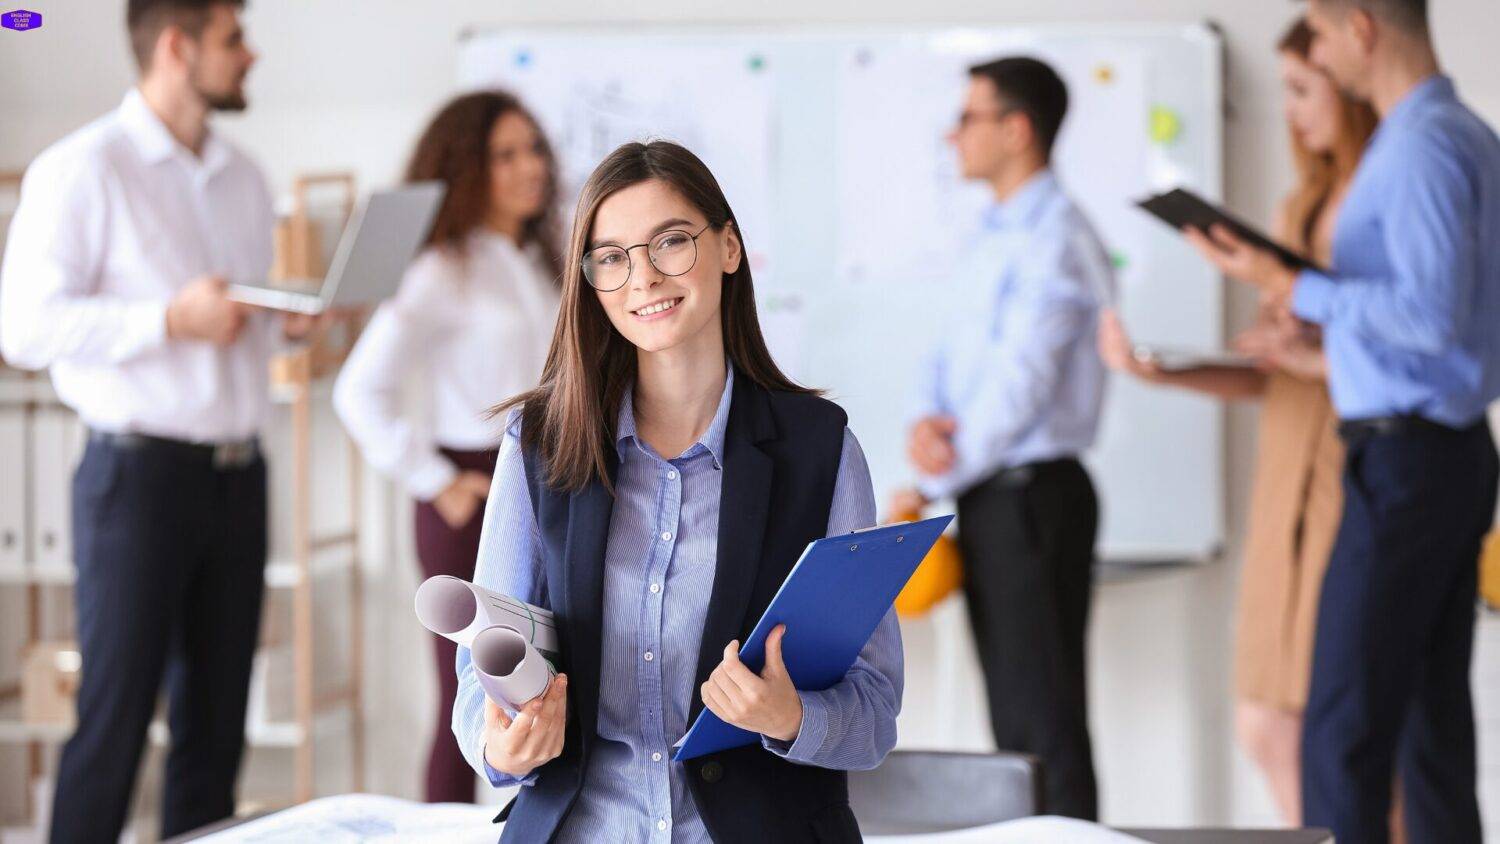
left=1150, top=105, right=1182, bottom=145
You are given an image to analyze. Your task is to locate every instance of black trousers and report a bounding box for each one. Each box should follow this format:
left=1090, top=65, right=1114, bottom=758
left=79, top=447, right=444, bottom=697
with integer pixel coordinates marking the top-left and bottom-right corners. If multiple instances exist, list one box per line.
left=50, top=436, right=268, bottom=843
left=1302, top=420, right=1498, bottom=844
left=956, top=457, right=1099, bottom=820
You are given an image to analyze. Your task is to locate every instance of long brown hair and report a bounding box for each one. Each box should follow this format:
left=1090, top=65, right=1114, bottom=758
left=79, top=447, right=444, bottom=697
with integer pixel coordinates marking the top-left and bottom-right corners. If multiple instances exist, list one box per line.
left=1277, top=18, right=1377, bottom=253
left=494, top=141, right=812, bottom=493
left=404, top=91, right=563, bottom=278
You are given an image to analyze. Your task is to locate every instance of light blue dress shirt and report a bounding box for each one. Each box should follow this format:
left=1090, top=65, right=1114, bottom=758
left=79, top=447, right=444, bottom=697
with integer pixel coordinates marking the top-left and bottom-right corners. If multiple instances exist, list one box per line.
left=912, top=170, right=1114, bottom=500
left=452, top=366, right=903, bottom=842
left=1291, top=75, right=1500, bottom=426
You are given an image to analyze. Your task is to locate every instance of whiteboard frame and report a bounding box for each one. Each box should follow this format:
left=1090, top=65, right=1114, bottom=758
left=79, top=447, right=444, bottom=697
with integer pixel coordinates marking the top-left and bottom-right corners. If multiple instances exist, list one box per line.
left=457, top=21, right=1228, bottom=564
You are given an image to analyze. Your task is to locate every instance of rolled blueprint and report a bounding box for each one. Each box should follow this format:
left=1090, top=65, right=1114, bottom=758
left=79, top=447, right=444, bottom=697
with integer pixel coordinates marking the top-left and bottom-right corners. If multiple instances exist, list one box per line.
left=470, top=624, right=555, bottom=710
left=414, top=575, right=559, bottom=708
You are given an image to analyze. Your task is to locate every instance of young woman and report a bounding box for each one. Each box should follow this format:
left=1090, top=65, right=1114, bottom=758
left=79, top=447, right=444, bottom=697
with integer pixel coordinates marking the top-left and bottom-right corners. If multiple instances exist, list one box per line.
left=333, top=91, right=562, bottom=803
left=451, top=141, right=901, bottom=842
left=1100, top=18, right=1376, bottom=828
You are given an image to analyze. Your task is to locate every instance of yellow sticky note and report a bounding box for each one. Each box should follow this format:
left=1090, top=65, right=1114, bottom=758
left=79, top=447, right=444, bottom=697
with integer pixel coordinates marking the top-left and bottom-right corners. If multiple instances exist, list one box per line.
left=1150, top=106, right=1182, bottom=145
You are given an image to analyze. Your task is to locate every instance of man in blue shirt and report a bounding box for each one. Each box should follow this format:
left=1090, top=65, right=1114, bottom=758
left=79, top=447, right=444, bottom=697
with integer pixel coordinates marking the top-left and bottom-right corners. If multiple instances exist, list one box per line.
left=1187, top=1, right=1500, bottom=840
left=892, top=56, right=1113, bottom=820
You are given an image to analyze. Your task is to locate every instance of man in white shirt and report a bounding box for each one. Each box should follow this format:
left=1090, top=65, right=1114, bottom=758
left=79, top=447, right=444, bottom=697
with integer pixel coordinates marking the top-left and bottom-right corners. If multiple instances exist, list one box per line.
left=0, top=2, right=323, bottom=839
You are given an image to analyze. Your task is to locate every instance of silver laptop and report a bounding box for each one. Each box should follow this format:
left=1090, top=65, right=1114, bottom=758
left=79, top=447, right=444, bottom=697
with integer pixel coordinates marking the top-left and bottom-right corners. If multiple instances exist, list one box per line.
left=229, top=181, right=445, bottom=313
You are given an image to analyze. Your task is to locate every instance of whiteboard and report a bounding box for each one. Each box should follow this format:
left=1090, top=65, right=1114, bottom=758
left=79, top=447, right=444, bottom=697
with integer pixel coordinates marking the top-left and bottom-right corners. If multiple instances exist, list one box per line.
left=459, top=24, right=1226, bottom=561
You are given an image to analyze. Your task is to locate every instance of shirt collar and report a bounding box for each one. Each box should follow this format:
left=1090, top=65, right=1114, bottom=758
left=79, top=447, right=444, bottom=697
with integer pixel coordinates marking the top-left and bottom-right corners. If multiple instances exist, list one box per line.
left=615, top=363, right=734, bottom=468
left=1379, top=74, right=1455, bottom=134
left=118, top=87, right=233, bottom=176
left=472, top=228, right=522, bottom=256
left=981, top=168, right=1058, bottom=231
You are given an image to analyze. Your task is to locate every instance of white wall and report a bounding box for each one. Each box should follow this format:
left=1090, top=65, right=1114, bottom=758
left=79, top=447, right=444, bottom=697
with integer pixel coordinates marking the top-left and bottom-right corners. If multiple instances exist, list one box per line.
left=2, top=0, right=1499, bottom=835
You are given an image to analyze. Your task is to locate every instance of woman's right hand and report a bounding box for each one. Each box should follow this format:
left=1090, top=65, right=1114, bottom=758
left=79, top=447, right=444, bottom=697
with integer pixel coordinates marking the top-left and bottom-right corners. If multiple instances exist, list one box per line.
left=482, top=674, right=569, bottom=778
left=1097, top=309, right=1163, bottom=381
left=432, top=470, right=492, bottom=529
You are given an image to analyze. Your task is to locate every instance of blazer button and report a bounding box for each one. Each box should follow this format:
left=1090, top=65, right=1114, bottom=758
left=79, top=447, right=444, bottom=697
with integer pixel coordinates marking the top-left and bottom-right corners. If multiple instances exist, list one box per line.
left=700, top=761, right=723, bottom=783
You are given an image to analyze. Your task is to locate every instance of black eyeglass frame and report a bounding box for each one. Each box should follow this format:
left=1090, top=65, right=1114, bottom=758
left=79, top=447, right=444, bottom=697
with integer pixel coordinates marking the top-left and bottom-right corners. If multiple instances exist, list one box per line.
left=581, top=222, right=716, bottom=292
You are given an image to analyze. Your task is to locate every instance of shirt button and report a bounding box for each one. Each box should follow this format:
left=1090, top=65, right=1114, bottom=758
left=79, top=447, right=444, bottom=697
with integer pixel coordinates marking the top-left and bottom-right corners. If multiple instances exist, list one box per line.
left=660, top=531, right=672, bottom=542
left=652, top=752, right=663, bottom=762
left=657, top=820, right=668, bottom=831
left=667, top=470, right=677, bottom=480
left=650, top=583, right=661, bottom=594
left=644, top=651, right=654, bottom=661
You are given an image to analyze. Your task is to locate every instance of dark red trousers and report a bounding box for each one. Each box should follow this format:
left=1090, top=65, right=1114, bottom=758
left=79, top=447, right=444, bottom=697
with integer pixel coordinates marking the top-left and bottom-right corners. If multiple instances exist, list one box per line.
left=413, top=447, right=497, bottom=804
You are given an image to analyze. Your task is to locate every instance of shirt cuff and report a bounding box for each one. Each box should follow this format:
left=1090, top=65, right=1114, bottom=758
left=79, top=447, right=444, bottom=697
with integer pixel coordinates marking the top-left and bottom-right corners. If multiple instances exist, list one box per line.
left=1290, top=270, right=1336, bottom=325
left=761, top=690, right=829, bottom=764
left=481, top=750, right=539, bottom=788
left=916, top=473, right=957, bottom=503
left=132, top=300, right=171, bottom=357
left=406, top=455, right=459, bottom=502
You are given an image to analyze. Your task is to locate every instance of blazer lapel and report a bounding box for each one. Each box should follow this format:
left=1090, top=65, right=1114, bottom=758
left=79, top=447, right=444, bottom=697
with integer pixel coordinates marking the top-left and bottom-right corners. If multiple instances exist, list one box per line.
left=558, top=457, right=616, bottom=752
left=689, top=375, right=776, bottom=724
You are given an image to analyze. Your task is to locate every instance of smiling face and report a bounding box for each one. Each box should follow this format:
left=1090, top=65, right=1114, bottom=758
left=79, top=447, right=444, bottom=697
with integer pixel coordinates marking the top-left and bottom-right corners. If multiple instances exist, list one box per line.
left=486, top=111, right=550, bottom=230
left=587, top=178, right=742, bottom=357
left=1279, top=50, right=1347, bottom=155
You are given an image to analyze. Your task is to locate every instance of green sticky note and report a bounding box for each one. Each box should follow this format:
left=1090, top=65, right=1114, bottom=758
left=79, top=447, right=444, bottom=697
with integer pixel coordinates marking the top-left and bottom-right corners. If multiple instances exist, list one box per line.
left=1150, top=106, right=1182, bottom=145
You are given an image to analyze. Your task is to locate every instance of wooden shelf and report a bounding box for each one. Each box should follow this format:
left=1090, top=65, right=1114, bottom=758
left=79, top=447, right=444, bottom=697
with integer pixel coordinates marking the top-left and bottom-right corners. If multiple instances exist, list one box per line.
left=0, top=552, right=357, bottom=589
left=0, top=171, right=367, bottom=830
left=0, top=707, right=354, bottom=749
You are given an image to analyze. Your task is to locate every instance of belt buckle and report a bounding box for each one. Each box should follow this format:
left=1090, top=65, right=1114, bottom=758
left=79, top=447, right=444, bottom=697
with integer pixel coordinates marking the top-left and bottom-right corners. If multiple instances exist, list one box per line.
left=1000, top=465, right=1034, bottom=488
left=212, top=441, right=254, bottom=470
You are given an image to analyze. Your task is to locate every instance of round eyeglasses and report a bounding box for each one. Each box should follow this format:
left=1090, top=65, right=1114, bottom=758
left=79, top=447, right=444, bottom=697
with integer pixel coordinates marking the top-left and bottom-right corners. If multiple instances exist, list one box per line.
left=581, top=223, right=713, bottom=292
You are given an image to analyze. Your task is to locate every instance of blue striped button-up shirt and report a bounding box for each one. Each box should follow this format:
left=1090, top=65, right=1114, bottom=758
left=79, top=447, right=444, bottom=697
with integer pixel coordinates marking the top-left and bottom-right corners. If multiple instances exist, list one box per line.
left=912, top=170, right=1114, bottom=500
left=452, top=366, right=903, bottom=842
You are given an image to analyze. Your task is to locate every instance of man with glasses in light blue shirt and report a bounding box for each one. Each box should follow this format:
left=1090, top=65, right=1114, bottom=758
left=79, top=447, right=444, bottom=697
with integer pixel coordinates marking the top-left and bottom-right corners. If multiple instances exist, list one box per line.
left=891, top=56, right=1114, bottom=821
left=1188, top=1, right=1500, bottom=840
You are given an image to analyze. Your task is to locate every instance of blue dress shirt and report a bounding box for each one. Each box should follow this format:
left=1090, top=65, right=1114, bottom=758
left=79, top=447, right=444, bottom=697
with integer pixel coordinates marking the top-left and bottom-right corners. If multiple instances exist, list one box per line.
left=452, top=366, right=903, bottom=842
left=1292, top=75, right=1500, bottom=426
left=912, top=170, right=1114, bottom=500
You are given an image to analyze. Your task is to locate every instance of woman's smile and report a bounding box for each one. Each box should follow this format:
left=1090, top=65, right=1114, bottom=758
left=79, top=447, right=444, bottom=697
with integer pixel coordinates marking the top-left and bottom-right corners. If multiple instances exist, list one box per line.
left=631, top=296, right=684, bottom=321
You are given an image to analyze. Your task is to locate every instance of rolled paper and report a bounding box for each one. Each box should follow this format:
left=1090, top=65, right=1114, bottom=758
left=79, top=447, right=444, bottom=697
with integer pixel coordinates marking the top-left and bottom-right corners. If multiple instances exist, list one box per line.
left=414, top=575, right=558, bottom=655
left=471, top=624, right=555, bottom=709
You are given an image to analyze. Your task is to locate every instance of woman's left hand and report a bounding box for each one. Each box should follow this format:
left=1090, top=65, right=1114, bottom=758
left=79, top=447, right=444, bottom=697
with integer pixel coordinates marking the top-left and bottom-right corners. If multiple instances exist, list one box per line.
left=701, top=624, right=803, bottom=743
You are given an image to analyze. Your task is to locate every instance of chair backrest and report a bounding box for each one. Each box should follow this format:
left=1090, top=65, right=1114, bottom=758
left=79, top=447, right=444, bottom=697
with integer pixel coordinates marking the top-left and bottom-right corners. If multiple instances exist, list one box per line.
left=848, top=749, right=1043, bottom=835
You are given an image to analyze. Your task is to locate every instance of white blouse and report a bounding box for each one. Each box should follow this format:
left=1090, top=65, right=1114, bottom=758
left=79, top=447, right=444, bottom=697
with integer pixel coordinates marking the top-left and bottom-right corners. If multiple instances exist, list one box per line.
left=334, top=230, right=558, bottom=500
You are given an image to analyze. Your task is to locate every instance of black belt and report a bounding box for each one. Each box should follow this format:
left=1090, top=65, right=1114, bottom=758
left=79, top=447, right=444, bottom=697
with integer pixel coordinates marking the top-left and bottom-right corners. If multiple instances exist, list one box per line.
left=1336, top=414, right=1479, bottom=443
left=88, top=429, right=261, bottom=470
left=981, top=457, right=1081, bottom=490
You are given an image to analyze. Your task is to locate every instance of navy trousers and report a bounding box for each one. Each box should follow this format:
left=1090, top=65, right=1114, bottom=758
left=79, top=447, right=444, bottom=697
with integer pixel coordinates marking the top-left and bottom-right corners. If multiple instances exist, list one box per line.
left=1302, top=420, right=1498, bottom=844
left=50, top=437, right=268, bottom=843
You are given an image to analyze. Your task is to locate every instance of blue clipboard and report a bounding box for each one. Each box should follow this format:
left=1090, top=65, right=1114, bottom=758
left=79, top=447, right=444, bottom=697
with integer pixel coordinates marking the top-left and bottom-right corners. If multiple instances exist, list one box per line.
left=673, top=514, right=954, bottom=762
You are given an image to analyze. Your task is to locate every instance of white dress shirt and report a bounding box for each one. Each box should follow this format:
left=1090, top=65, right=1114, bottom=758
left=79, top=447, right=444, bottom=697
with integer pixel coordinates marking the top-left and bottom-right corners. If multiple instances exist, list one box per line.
left=333, top=231, right=559, bottom=500
left=0, top=88, right=279, bottom=442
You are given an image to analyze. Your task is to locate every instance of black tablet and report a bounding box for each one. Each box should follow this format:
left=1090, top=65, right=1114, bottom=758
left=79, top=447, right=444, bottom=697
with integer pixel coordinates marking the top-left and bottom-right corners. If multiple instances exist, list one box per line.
left=1136, top=188, right=1326, bottom=273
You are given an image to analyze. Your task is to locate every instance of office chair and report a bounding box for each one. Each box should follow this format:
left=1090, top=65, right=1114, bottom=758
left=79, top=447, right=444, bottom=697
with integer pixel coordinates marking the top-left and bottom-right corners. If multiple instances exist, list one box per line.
left=848, top=749, right=1044, bottom=835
